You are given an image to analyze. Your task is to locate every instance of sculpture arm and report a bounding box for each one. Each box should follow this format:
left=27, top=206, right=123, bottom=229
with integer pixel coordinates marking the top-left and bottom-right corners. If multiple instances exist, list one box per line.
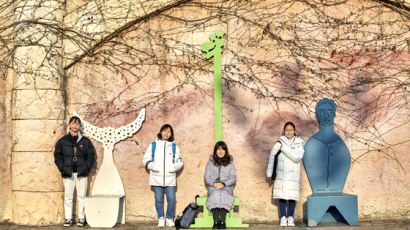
left=114, top=109, right=145, bottom=142
left=73, top=111, right=104, bottom=143
left=280, top=142, right=304, bottom=163
left=266, top=142, right=281, bottom=177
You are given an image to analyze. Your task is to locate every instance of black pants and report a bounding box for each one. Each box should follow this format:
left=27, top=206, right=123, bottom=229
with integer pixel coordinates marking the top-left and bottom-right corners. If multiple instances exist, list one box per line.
left=211, top=208, right=228, bottom=223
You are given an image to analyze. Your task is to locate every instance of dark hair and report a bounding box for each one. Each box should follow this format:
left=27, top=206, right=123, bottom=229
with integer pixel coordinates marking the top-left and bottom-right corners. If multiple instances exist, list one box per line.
left=283, top=121, right=295, bottom=131
left=69, top=116, right=81, bottom=124
left=157, top=124, right=174, bottom=141
left=283, top=121, right=296, bottom=136
left=213, top=141, right=231, bottom=166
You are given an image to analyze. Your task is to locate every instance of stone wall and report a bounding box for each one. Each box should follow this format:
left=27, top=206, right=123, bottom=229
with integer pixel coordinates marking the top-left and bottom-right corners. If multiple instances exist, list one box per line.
left=0, top=0, right=409, bottom=225
left=10, top=0, right=66, bottom=225
left=0, top=70, right=12, bottom=222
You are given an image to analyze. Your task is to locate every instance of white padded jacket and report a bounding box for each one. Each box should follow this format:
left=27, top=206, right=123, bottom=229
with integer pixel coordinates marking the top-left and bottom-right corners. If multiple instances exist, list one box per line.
left=266, top=136, right=304, bottom=201
left=142, top=139, right=183, bottom=186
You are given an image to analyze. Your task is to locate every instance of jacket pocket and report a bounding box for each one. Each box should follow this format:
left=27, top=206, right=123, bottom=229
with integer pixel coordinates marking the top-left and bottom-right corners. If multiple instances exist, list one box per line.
left=164, top=163, right=177, bottom=176
left=150, top=164, right=161, bottom=174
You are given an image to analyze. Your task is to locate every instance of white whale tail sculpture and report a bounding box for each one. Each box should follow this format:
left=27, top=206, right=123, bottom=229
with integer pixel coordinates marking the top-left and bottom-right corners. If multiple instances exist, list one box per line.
left=74, top=109, right=145, bottom=228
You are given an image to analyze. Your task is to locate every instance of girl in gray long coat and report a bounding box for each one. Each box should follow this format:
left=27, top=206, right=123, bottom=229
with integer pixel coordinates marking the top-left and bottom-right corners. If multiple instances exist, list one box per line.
left=204, top=141, right=236, bottom=229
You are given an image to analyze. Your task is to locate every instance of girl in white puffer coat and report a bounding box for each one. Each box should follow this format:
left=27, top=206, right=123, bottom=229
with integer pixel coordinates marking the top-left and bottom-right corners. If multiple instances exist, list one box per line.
left=143, top=124, right=183, bottom=228
left=266, top=122, right=304, bottom=227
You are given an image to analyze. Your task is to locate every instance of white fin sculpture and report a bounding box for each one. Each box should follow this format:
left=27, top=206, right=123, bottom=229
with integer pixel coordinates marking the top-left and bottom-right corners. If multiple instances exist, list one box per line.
left=74, top=108, right=145, bottom=228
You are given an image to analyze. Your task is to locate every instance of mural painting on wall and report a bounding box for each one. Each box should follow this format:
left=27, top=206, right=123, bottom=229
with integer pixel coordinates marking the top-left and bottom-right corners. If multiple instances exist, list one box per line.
left=0, top=0, right=409, bottom=226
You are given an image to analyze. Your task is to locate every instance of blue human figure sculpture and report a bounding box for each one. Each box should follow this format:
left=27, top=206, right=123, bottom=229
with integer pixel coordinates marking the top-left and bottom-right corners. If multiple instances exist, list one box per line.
left=303, top=98, right=358, bottom=226
left=304, top=98, right=350, bottom=193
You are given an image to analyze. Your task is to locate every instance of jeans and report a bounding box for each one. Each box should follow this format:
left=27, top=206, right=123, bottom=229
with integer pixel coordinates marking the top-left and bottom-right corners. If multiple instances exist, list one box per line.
left=152, top=186, right=176, bottom=219
left=279, top=199, right=296, bottom=217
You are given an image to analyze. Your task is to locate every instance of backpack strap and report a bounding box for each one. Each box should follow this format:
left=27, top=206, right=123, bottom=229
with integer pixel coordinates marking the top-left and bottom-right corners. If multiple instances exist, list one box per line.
left=152, top=142, right=176, bottom=163
left=151, top=142, right=156, bottom=161
left=172, top=143, right=176, bottom=163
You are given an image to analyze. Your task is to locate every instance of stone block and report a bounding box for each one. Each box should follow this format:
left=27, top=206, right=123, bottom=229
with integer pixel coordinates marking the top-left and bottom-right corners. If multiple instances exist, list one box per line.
left=12, top=152, right=63, bottom=192
left=12, top=90, right=65, bottom=120
left=13, top=120, right=65, bottom=152
left=13, top=47, right=63, bottom=90
left=12, top=191, right=64, bottom=225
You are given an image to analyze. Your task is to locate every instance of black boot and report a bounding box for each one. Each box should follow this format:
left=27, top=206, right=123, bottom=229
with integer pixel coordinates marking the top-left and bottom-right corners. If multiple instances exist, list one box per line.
left=211, top=209, right=221, bottom=229
left=219, top=221, right=226, bottom=229
left=219, top=208, right=228, bottom=229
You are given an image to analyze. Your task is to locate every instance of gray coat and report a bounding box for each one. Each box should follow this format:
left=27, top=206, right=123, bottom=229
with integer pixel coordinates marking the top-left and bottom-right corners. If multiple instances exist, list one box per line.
left=204, top=155, right=236, bottom=211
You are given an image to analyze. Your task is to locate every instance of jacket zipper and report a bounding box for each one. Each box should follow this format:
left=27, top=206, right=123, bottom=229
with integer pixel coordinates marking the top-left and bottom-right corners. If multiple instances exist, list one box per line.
left=218, top=166, right=221, bottom=181
left=163, top=143, right=166, bottom=186
left=282, top=150, right=286, bottom=198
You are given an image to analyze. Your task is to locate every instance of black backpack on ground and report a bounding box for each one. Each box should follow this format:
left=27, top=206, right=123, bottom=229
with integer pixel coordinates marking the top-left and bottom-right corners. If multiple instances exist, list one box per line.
left=175, top=195, right=199, bottom=229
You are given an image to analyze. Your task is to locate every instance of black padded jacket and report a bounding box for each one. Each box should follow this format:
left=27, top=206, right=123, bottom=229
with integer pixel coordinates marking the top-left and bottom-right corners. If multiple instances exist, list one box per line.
left=54, top=134, right=96, bottom=178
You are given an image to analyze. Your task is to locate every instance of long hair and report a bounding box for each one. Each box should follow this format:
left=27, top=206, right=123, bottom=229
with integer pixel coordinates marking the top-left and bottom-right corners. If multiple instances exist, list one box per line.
left=213, top=141, right=231, bottom=166
left=157, top=124, right=174, bottom=141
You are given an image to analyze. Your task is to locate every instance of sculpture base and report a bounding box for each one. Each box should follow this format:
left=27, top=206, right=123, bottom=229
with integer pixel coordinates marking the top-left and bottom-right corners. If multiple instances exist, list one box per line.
left=85, top=195, right=125, bottom=228
left=307, top=193, right=358, bottom=226
left=190, top=197, right=248, bottom=228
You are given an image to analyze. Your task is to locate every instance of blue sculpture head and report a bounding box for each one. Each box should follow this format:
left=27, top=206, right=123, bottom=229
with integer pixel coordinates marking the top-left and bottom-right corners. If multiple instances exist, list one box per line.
left=315, top=98, right=336, bottom=127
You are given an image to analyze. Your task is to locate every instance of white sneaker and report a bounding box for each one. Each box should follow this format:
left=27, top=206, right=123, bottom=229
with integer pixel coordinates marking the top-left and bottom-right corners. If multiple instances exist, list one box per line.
left=158, top=217, right=165, bottom=227
left=280, top=216, right=287, bottom=227
left=287, top=216, right=295, bottom=226
left=166, top=218, right=175, bottom=227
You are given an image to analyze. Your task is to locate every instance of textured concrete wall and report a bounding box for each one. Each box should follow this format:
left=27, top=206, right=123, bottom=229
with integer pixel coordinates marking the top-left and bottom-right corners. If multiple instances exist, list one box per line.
left=64, top=0, right=410, bottom=224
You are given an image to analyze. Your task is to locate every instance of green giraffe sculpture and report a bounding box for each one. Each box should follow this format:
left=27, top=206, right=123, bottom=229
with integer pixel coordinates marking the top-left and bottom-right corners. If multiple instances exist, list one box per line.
left=201, top=31, right=226, bottom=143
left=196, top=32, right=248, bottom=229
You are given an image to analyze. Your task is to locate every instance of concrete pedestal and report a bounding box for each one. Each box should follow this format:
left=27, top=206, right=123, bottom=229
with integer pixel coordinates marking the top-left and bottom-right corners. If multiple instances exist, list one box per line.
left=85, top=195, right=125, bottom=228
left=307, top=193, right=358, bottom=226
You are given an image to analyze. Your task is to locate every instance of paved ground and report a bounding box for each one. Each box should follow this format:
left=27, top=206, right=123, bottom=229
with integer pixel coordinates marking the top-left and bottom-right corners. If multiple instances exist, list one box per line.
left=0, top=220, right=409, bottom=230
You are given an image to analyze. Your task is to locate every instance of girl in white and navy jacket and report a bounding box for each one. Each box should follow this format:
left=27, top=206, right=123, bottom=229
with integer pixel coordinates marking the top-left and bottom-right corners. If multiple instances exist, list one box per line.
left=267, top=122, right=304, bottom=227
left=143, top=124, right=183, bottom=227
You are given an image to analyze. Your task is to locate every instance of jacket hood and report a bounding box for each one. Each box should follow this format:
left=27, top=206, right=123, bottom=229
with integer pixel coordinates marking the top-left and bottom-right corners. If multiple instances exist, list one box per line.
left=280, top=135, right=303, bottom=145
left=155, top=138, right=175, bottom=144
left=69, top=130, right=83, bottom=143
